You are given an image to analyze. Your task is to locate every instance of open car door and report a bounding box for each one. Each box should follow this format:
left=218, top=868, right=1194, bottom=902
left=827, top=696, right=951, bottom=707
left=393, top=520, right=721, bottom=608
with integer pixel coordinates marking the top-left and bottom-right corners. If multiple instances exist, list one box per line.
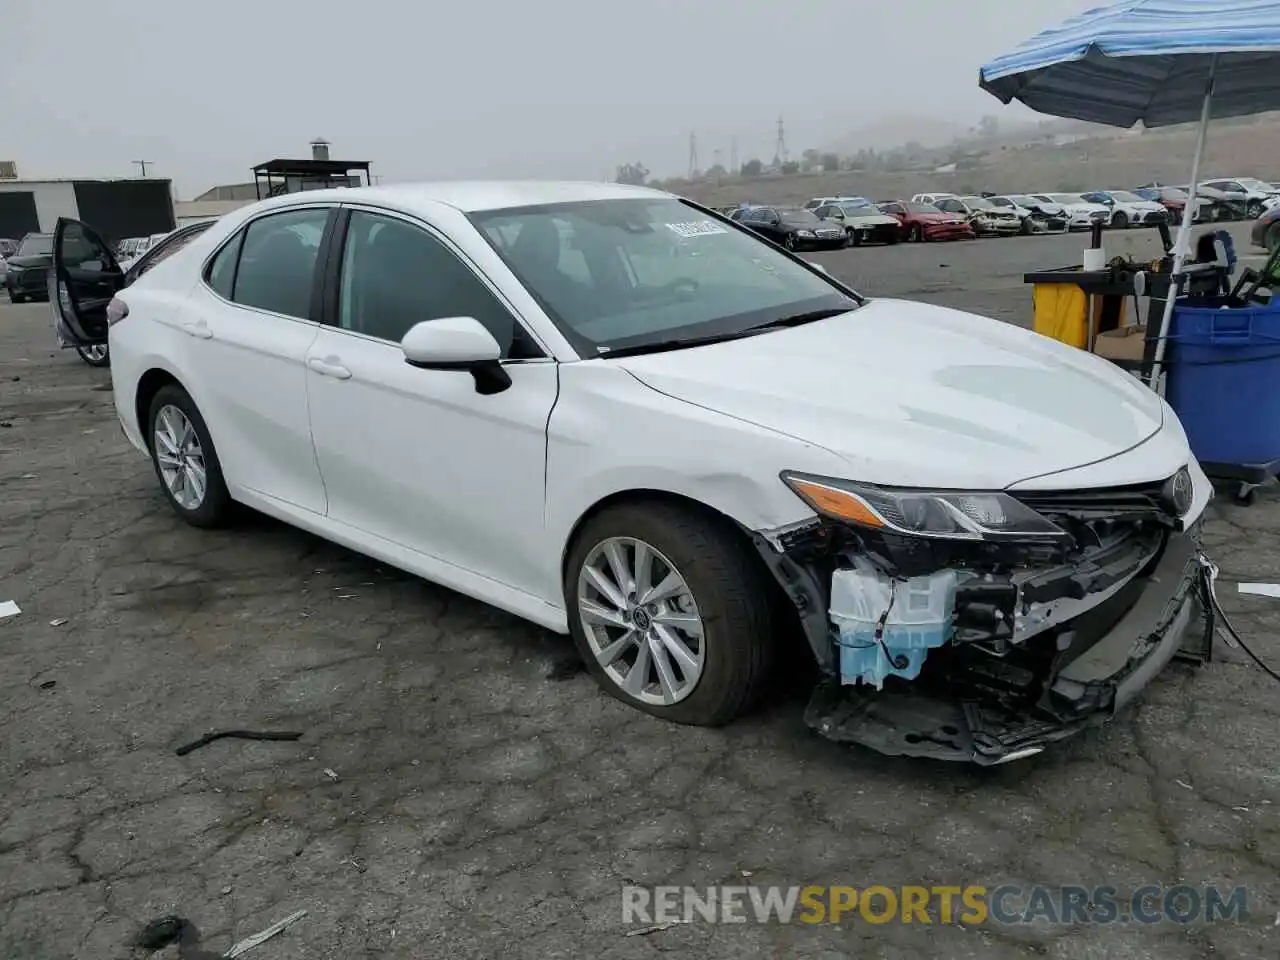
left=51, top=217, right=124, bottom=348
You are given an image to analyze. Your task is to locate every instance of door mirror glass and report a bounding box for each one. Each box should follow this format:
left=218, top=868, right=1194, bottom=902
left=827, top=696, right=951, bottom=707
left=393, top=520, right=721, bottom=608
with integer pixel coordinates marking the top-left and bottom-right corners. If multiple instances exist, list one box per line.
left=401, top=316, right=502, bottom=367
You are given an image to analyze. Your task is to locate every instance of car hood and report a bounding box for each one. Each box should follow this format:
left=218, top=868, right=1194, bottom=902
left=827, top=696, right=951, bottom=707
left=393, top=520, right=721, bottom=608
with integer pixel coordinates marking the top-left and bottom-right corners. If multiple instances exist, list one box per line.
left=843, top=212, right=900, bottom=226
left=612, top=299, right=1166, bottom=490
left=781, top=220, right=828, bottom=229
left=1028, top=202, right=1066, bottom=215
left=6, top=254, right=52, bottom=269
left=912, top=212, right=965, bottom=223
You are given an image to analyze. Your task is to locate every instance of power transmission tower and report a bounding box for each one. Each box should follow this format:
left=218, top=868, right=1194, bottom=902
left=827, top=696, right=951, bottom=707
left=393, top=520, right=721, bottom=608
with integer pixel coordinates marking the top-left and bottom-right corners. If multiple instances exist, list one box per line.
left=773, top=117, right=789, bottom=167
left=132, top=160, right=154, bottom=177
left=688, top=133, right=699, bottom=180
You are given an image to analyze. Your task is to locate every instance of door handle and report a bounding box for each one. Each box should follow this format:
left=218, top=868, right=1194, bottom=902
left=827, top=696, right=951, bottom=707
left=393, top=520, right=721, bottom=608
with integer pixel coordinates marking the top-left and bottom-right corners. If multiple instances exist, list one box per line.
left=307, top=357, right=352, bottom=380
left=182, top=322, right=212, bottom=340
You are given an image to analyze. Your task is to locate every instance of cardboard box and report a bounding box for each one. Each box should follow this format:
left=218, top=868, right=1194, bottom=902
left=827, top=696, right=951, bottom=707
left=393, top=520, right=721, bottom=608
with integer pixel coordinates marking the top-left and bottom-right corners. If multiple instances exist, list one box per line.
left=1092, top=325, right=1148, bottom=362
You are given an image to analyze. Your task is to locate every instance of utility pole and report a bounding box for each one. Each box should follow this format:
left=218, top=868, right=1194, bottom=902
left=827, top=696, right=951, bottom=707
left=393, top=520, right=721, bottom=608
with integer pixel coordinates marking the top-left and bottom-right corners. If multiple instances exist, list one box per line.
left=688, top=133, right=699, bottom=180
left=730, top=137, right=739, bottom=176
left=773, top=116, right=788, bottom=167
left=132, top=160, right=154, bottom=177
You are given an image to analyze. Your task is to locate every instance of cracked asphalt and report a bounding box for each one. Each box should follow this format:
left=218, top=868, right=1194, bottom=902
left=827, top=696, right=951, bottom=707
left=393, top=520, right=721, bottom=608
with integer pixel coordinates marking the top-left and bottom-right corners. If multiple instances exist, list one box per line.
left=1, top=224, right=1277, bottom=959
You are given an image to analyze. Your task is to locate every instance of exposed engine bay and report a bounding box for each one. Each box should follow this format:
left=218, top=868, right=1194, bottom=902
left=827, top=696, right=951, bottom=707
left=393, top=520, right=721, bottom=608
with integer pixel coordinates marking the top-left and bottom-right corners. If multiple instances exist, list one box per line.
left=753, top=472, right=1214, bottom=764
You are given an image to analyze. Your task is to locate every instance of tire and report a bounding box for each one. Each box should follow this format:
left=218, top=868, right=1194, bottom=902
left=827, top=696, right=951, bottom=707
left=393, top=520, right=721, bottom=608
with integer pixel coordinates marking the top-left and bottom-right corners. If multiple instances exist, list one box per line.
left=565, top=500, right=774, bottom=727
left=883, top=232, right=899, bottom=245
left=1248, top=201, right=1264, bottom=219
left=846, top=228, right=861, bottom=247
left=146, top=384, right=233, bottom=528
left=908, top=223, right=924, bottom=243
left=1267, top=223, right=1280, bottom=255
left=783, top=234, right=797, bottom=251
left=1020, top=218, right=1033, bottom=236
left=9, top=292, right=23, bottom=304
left=76, top=344, right=110, bottom=368
left=1112, top=212, right=1129, bottom=229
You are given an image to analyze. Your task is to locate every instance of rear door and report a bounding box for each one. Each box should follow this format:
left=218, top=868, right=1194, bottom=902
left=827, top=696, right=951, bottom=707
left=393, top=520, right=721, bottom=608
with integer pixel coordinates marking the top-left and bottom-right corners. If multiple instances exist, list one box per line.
left=51, top=217, right=124, bottom=348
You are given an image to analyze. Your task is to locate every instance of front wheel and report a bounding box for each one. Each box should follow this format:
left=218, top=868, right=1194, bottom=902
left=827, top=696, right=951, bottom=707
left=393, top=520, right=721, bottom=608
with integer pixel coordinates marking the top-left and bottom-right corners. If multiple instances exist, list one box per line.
left=76, top=344, right=110, bottom=368
left=1248, top=201, right=1265, bottom=219
left=783, top=234, right=797, bottom=251
left=1112, top=212, right=1129, bottom=229
left=908, top=223, right=924, bottom=243
left=565, top=501, right=774, bottom=726
left=1266, top=222, right=1280, bottom=255
left=846, top=228, right=861, bottom=247
left=147, top=384, right=234, bottom=528
left=9, top=292, right=23, bottom=304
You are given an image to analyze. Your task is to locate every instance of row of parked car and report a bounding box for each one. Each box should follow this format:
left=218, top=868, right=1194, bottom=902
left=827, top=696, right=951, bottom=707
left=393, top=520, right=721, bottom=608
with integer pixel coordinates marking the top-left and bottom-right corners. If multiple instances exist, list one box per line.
left=715, top=176, right=1280, bottom=249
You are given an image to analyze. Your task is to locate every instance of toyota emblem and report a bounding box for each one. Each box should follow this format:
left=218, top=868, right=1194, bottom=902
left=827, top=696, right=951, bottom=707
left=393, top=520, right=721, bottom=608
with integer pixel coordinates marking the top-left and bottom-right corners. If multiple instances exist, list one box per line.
left=1162, top=467, right=1193, bottom=516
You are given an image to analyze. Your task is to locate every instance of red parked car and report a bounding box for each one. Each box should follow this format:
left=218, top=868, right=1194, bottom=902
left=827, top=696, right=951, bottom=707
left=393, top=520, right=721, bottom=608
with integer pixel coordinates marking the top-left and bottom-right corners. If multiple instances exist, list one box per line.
left=876, top=200, right=976, bottom=242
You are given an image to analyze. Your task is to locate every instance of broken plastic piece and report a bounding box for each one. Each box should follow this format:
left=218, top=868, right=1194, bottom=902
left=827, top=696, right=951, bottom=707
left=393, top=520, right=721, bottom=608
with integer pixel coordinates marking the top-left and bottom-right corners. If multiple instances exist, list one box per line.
left=0, top=601, right=21, bottom=619
left=174, top=729, right=303, bottom=756
left=829, top=556, right=965, bottom=689
left=223, top=909, right=307, bottom=958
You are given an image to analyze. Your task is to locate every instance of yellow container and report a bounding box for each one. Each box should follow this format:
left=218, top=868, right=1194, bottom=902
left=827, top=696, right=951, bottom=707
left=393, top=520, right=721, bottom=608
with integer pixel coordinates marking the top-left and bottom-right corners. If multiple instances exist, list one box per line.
left=1032, top=282, right=1089, bottom=348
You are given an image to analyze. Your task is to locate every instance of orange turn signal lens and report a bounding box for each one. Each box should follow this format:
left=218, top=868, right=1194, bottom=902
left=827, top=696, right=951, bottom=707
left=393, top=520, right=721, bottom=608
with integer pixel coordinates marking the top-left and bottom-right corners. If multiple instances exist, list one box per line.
left=784, top=477, right=885, bottom=528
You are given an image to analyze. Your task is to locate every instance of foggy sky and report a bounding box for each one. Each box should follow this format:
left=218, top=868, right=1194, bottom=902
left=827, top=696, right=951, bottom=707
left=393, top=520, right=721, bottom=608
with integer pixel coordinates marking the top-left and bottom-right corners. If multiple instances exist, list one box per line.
left=4, top=0, right=1102, bottom=198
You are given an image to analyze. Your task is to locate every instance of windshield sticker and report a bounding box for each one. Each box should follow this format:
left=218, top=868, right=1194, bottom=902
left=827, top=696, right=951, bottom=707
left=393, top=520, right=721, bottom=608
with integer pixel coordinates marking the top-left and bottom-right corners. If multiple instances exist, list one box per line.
left=664, top=221, right=728, bottom=238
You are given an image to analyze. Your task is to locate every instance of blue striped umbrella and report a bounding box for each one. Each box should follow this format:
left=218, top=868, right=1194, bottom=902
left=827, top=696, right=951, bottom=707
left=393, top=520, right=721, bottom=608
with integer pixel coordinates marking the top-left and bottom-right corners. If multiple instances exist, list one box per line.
left=979, top=0, right=1280, bottom=383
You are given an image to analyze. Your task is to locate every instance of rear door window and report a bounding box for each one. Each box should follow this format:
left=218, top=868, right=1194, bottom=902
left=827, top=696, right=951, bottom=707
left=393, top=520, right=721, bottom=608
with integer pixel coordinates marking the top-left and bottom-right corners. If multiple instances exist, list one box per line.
left=229, top=209, right=330, bottom=319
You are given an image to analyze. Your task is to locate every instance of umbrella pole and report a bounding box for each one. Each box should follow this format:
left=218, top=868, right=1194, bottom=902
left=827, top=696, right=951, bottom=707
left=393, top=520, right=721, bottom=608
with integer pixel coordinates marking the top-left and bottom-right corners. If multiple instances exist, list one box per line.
left=1148, top=54, right=1218, bottom=390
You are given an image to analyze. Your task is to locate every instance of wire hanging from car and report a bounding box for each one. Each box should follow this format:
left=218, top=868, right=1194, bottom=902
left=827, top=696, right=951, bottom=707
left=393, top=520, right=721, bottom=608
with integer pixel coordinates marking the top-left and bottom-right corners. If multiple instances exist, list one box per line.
left=1199, top=556, right=1280, bottom=685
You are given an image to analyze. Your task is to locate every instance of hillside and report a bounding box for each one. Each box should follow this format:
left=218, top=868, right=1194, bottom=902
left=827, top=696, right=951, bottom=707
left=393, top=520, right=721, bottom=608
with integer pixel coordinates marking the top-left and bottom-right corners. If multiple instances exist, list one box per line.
left=675, top=114, right=1280, bottom=207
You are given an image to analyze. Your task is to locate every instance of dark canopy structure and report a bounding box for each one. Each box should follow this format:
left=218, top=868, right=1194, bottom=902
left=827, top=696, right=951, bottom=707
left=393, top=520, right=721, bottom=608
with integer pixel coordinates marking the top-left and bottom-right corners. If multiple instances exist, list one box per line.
left=251, top=158, right=372, bottom=200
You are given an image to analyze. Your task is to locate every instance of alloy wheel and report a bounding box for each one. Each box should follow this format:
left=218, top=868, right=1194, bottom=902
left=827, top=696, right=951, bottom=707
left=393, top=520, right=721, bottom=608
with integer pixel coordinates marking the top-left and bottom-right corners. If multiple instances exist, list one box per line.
left=79, top=344, right=108, bottom=364
left=153, top=404, right=208, bottom=510
left=576, top=536, right=705, bottom=706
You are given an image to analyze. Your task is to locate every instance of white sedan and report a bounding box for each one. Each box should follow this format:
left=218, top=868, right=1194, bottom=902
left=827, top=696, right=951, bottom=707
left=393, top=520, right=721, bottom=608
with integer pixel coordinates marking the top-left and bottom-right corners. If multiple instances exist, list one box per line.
left=49, top=181, right=1214, bottom=764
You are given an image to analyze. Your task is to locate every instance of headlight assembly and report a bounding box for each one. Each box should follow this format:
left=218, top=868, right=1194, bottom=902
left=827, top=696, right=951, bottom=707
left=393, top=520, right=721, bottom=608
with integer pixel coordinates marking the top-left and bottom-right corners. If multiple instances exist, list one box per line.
left=795, top=230, right=815, bottom=238
left=781, top=472, right=1068, bottom=542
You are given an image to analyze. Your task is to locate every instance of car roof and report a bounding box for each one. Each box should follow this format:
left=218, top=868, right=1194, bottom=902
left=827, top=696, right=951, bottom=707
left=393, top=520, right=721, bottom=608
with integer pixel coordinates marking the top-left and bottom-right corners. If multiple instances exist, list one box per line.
left=248, top=180, right=669, bottom=215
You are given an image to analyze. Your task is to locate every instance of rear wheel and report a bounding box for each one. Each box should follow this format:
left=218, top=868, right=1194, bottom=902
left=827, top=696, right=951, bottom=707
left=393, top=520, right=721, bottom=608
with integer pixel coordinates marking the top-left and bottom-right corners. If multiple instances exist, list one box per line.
left=147, top=384, right=233, bottom=528
left=76, top=344, right=110, bottom=368
left=565, top=501, right=774, bottom=726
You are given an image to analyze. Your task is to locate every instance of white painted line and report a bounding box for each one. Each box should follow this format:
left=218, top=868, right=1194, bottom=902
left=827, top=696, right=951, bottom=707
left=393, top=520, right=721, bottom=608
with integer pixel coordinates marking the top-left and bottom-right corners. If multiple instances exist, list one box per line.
left=0, top=600, right=20, bottom=619
left=1238, top=582, right=1280, bottom=598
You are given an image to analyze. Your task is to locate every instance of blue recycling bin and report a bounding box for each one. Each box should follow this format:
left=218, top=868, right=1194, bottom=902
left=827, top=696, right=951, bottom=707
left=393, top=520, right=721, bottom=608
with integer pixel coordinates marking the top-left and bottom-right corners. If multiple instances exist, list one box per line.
left=1165, top=299, right=1280, bottom=467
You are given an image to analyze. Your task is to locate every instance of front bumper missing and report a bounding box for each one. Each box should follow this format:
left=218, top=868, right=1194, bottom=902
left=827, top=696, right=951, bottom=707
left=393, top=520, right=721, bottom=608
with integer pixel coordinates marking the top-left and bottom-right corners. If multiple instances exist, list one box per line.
left=800, top=532, right=1212, bottom=765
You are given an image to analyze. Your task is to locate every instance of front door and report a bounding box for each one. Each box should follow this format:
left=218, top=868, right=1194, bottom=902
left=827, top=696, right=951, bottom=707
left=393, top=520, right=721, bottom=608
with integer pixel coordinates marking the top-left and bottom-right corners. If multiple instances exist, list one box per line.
left=51, top=218, right=123, bottom=348
left=305, top=208, right=559, bottom=598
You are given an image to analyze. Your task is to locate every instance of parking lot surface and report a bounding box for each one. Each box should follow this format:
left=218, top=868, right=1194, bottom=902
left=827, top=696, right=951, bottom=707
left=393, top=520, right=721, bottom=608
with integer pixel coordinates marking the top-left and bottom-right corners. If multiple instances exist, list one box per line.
left=2, top=225, right=1278, bottom=959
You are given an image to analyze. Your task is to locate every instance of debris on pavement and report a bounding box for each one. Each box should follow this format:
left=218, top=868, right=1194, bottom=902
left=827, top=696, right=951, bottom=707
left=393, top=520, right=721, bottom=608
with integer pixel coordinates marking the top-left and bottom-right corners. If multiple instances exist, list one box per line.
left=0, top=600, right=20, bottom=619
left=223, top=909, right=308, bottom=957
left=625, top=921, right=682, bottom=937
left=323, top=768, right=340, bottom=781
left=135, top=915, right=194, bottom=951
left=38, top=679, right=56, bottom=690
left=1175, top=779, right=1194, bottom=790
left=49, top=618, right=68, bottom=627
left=1238, top=582, right=1280, bottom=598
left=174, top=729, right=304, bottom=757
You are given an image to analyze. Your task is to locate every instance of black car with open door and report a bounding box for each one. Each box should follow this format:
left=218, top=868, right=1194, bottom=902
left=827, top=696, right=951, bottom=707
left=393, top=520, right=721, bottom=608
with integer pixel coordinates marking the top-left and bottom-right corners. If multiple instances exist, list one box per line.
left=52, top=217, right=217, bottom=367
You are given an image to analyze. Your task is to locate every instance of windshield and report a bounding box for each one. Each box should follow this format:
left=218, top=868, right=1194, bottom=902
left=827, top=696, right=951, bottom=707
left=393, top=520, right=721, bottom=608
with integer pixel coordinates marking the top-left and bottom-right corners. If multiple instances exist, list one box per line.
left=960, top=197, right=996, bottom=210
left=1109, top=190, right=1143, bottom=202
left=903, top=202, right=942, bottom=214
left=1241, top=178, right=1276, bottom=192
left=776, top=207, right=821, bottom=223
left=837, top=203, right=877, bottom=215
left=1162, top=188, right=1189, bottom=200
left=17, top=235, right=53, bottom=256
left=470, top=198, right=862, bottom=355
left=1049, top=194, right=1085, bottom=204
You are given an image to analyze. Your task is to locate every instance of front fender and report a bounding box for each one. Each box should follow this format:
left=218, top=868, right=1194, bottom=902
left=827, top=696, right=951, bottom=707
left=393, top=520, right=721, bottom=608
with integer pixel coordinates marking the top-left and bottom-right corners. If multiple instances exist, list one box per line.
left=542, top=362, right=847, bottom=600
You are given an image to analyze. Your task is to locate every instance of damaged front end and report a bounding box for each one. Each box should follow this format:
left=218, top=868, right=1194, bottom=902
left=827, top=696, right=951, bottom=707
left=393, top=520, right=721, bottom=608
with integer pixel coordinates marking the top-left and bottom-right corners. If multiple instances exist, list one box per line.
left=753, top=469, right=1213, bottom=764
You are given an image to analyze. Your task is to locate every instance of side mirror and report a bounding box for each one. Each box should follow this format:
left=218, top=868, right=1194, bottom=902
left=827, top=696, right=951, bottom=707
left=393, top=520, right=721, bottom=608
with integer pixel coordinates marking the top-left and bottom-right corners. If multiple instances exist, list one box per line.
left=401, top=317, right=511, bottom=395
